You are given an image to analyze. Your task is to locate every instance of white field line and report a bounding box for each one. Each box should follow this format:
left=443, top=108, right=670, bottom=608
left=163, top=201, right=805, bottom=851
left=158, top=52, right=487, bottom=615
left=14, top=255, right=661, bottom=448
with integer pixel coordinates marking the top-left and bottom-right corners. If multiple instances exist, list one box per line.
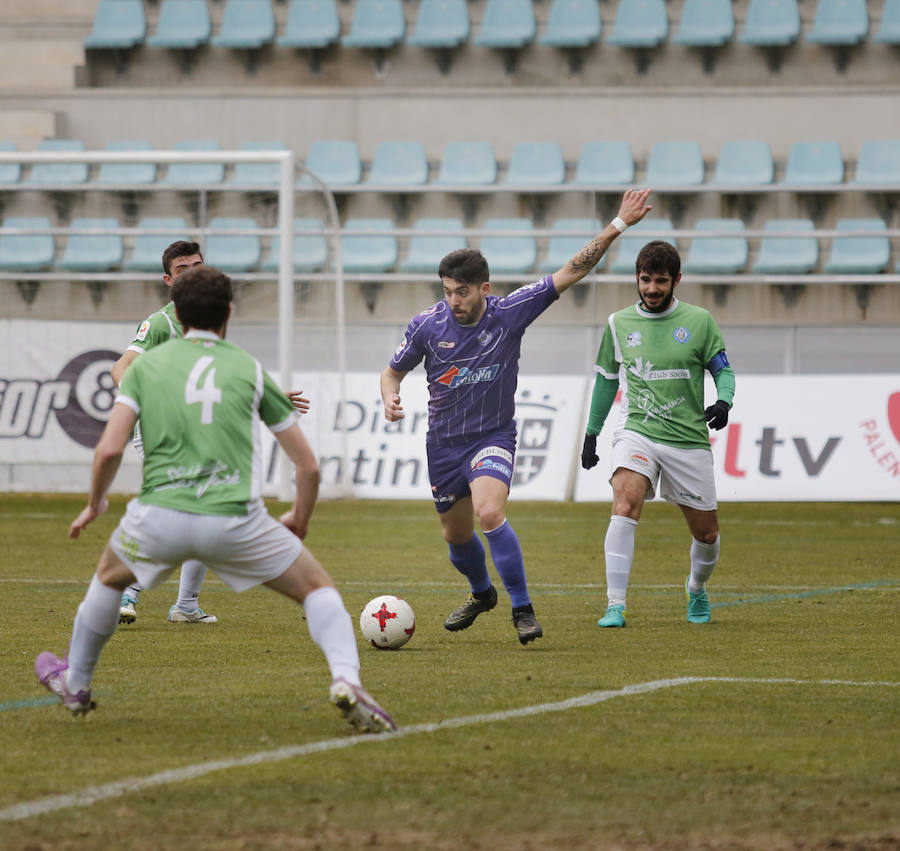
left=1, top=676, right=897, bottom=824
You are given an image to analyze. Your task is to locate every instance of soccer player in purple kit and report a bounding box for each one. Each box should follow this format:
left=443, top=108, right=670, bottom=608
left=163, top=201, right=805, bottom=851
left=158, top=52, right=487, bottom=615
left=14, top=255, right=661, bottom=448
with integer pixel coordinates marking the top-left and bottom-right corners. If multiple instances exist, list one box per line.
left=381, top=188, right=653, bottom=644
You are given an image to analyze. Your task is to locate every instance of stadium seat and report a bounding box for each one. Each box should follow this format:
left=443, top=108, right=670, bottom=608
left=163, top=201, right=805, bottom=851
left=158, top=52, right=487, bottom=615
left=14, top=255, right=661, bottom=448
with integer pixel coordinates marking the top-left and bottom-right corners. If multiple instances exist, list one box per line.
left=211, top=0, right=276, bottom=72
left=407, top=0, right=469, bottom=71
left=203, top=217, right=262, bottom=272
left=606, top=0, right=668, bottom=72
left=26, top=139, right=90, bottom=186
left=874, top=0, right=900, bottom=42
left=672, top=0, right=734, bottom=71
left=261, top=217, right=329, bottom=273
left=367, top=141, right=429, bottom=186
left=738, top=0, right=800, bottom=69
left=400, top=218, right=466, bottom=273
left=163, top=139, right=226, bottom=186
left=784, top=140, right=844, bottom=185
left=752, top=218, right=818, bottom=274
left=473, top=0, right=536, bottom=72
left=230, top=140, right=288, bottom=187
left=434, top=141, right=497, bottom=186
left=823, top=218, right=890, bottom=274
left=0, top=142, right=21, bottom=185
left=682, top=219, right=748, bottom=274
left=853, top=139, right=900, bottom=184
left=539, top=0, right=601, bottom=70
left=572, top=140, right=634, bottom=186
left=646, top=141, right=704, bottom=187
left=0, top=217, right=55, bottom=271
left=609, top=217, right=675, bottom=274
left=57, top=218, right=124, bottom=272
left=123, top=217, right=192, bottom=272
left=146, top=0, right=212, bottom=71
left=342, top=0, right=405, bottom=72
left=97, top=140, right=157, bottom=186
left=539, top=218, right=602, bottom=273
left=301, top=140, right=362, bottom=186
left=341, top=218, right=398, bottom=272
left=711, top=140, right=774, bottom=186
left=806, top=0, right=868, bottom=69
left=480, top=218, right=537, bottom=275
left=277, top=0, right=340, bottom=70
left=84, top=0, right=146, bottom=72
left=504, top=141, right=566, bottom=186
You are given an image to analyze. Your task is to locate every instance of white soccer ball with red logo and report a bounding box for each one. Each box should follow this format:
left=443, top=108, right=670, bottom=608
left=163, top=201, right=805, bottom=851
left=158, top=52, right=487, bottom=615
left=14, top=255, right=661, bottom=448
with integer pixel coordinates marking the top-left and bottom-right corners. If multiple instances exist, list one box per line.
left=359, top=595, right=416, bottom=650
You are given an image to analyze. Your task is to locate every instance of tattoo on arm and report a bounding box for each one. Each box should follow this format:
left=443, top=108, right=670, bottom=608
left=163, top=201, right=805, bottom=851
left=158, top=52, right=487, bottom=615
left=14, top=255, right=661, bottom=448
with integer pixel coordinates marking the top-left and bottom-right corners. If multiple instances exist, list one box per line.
left=570, top=236, right=610, bottom=274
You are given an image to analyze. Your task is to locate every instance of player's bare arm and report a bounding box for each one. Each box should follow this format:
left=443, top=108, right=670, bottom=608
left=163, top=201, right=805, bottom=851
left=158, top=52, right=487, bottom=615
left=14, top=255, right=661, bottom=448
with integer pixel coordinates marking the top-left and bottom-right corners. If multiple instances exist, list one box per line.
left=552, top=188, right=653, bottom=295
left=110, top=349, right=140, bottom=387
left=69, top=403, right=138, bottom=538
left=277, top=424, right=321, bottom=540
left=381, top=366, right=408, bottom=422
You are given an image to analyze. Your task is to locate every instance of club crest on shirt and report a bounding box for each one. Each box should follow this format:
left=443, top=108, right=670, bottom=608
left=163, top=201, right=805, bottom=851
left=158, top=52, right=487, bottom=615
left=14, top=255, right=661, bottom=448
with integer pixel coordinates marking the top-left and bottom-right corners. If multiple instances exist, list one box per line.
left=674, top=327, right=690, bottom=344
left=136, top=319, right=151, bottom=342
left=437, top=341, right=456, bottom=349
left=626, top=331, right=642, bottom=348
left=477, top=330, right=493, bottom=346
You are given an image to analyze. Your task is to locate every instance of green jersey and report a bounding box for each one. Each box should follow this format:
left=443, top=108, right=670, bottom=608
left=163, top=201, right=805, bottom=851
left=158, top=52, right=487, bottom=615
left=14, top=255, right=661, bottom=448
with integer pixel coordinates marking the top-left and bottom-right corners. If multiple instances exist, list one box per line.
left=117, top=331, right=296, bottom=515
left=595, top=299, right=728, bottom=449
left=128, top=301, right=182, bottom=354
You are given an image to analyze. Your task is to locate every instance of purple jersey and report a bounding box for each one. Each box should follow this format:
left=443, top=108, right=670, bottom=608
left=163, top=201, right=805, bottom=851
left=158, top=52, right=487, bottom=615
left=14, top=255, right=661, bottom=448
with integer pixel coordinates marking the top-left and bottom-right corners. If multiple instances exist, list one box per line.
left=390, top=276, right=558, bottom=446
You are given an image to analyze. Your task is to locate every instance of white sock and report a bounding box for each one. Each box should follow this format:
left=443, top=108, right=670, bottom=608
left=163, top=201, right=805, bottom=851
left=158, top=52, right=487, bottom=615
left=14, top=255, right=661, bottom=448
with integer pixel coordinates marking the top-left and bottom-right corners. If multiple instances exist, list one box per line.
left=688, top=535, right=720, bottom=593
left=303, top=586, right=361, bottom=686
left=177, top=559, right=208, bottom=610
left=605, top=515, right=637, bottom=607
left=67, top=576, right=122, bottom=692
left=125, top=584, right=141, bottom=603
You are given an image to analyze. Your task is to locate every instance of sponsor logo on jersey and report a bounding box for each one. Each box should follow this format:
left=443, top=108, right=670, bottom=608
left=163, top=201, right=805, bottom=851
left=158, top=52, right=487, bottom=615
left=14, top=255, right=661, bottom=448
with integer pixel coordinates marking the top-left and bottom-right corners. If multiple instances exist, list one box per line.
left=136, top=320, right=151, bottom=343
left=628, top=356, right=690, bottom=381
left=394, top=335, right=408, bottom=359
left=470, top=446, right=514, bottom=467
left=437, top=341, right=456, bottom=349
left=630, top=453, right=650, bottom=465
left=674, top=327, right=691, bottom=344
left=473, top=458, right=512, bottom=478
left=431, top=485, right=456, bottom=505
left=626, top=331, right=642, bottom=348
left=436, top=363, right=499, bottom=388
left=420, top=304, right=440, bottom=317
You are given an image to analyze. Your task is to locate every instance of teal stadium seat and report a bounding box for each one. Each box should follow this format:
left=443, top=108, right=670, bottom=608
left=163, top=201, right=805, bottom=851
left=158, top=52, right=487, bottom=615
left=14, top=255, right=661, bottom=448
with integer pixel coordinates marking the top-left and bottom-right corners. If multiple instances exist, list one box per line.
left=740, top=0, right=800, bottom=44
left=204, top=217, right=262, bottom=272
left=261, top=218, right=329, bottom=273
left=97, top=140, right=157, bottom=185
left=473, top=0, right=536, bottom=71
left=823, top=218, right=890, bottom=274
left=212, top=0, right=275, bottom=49
left=164, top=139, right=225, bottom=186
left=84, top=0, right=146, bottom=72
left=146, top=0, right=212, bottom=71
left=682, top=219, right=749, bottom=274
left=540, top=218, right=603, bottom=274
left=874, top=0, right=900, bottom=43
left=504, top=141, right=565, bottom=186
left=807, top=0, right=868, bottom=69
left=407, top=0, right=470, bottom=72
left=57, top=218, right=124, bottom=272
left=301, top=140, right=362, bottom=186
left=367, top=141, right=429, bottom=186
left=712, top=139, right=774, bottom=186
left=0, top=142, right=22, bottom=185
left=853, top=139, right=900, bottom=184
left=673, top=0, right=734, bottom=71
left=123, top=217, right=191, bottom=272
left=784, top=140, right=844, bottom=185
left=480, top=218, right=537, bottom=275
left=230, top=140, right=288, bottom=187
left=435, top=141, right=497, bottom=186
left=342, top=0, right=406, bottom=49
left=607, top=0, right=668, bottom=72
left=0, top=217, right=55, bottom=271
left=400, top=218, right=466, bottom=273
left=540, top=0, right=601, bottom=47
left=646, top=140, right=704, bottom=187
left=752, top=219, right=818, bottom=274
left=27, top=139, right=89, bottom=186
left=572, top=140, right=634, bottom=186
left=609, top=218, right=675, bottom=274
left=277, top=0, right=340, bottom=69
left=341, top=218, right=398, bottom=273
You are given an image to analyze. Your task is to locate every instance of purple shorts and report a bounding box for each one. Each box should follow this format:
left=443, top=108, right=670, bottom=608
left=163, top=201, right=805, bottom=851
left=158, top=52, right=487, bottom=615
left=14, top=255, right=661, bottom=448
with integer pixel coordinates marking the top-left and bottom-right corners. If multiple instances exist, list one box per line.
left=426, top=429, right=517, bottom=514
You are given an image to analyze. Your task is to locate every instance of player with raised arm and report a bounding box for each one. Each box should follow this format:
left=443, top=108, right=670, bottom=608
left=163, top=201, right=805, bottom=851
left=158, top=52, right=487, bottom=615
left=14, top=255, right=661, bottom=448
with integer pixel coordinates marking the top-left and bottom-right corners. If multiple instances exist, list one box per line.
left=381, top=189, right=653, bottom=644
left=36, top=266, right=394, bottom=733
left=580, top=240, right=735, bottom=627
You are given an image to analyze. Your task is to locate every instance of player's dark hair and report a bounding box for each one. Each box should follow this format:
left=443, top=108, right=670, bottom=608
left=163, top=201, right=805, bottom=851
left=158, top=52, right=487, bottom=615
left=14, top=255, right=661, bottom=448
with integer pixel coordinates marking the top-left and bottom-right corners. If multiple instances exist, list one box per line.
left=162, top=240, right=203, bottom=276
left=172, top=266, right=233, bottom=331
left=635, top=240, right=681, bottom=279
left=438, top=248, right=490, bottom=285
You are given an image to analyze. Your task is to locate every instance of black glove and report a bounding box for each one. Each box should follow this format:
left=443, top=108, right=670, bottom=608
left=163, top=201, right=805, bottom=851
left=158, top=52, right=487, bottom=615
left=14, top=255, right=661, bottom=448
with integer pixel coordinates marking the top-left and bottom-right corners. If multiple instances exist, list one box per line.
left=581, top=434, right=599, bottom=469
left=705, top=400, right=731, bottom=430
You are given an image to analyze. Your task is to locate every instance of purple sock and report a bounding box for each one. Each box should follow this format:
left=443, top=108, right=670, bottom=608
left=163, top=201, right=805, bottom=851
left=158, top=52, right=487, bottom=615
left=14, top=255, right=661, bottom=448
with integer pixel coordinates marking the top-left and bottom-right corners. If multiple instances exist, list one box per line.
left=448, top=534, right=492, bottom=595
left=485, top=520, right=530, bottom=608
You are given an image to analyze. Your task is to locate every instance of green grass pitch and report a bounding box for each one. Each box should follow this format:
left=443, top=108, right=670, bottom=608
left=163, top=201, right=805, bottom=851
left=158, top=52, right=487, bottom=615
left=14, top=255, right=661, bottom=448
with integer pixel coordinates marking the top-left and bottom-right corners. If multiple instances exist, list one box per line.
left=0, top=495, right=898, bottom=850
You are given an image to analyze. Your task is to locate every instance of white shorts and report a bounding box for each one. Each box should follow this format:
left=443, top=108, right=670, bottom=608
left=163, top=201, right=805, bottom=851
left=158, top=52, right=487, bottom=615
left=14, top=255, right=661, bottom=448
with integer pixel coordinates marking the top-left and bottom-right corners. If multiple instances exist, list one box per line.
left=108, top=499, right=303, bottom=592
left=610, top=431, right=717, bottom=510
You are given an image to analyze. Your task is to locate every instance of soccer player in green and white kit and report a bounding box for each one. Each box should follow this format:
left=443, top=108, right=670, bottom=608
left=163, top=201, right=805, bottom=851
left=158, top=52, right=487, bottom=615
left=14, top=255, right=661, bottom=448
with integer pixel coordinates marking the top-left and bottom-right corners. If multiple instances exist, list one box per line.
left=35, top=266, right=394, bottom=732
left=580, top=240, right=735, bottom=627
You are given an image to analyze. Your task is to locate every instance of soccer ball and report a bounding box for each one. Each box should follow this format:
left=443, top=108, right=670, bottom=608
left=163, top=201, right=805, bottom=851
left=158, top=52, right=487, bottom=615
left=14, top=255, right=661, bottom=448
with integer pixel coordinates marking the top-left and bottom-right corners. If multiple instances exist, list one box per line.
left=359, top=595, right=416, bottom=650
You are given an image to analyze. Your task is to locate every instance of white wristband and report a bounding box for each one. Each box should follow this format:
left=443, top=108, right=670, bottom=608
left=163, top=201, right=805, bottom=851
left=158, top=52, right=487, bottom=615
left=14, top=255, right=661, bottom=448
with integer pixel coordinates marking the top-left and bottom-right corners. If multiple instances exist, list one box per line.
left=611, top=216, right=628, bottom=233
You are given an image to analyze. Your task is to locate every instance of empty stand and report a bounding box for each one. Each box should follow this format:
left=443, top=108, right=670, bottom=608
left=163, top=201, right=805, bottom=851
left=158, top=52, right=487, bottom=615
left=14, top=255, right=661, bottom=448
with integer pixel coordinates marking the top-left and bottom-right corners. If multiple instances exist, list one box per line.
left=823, top=218, right=890, bottom=274
left=472, top=0, right=537, bottom=73
left=874, top=0, right=900, bottom=43
left=407, top=0, right=470, bottom=73
left=435, top=141, right=498, bottom=186
left=26, top=139, right=89, bottom=186
left=752, top=218, right=818, bottom=274
left=682, top=218, right=749, bottom=275
left=0, top=142, right=21, bottom=185
left=163, top=140, right=226, bottom=186
left=146, top=0, right=212, bottom=73
left=539, top=218, right=602, bottom=273
left=83, top=0, right=147, bottom=73
left=57, top=217, right=124, bottom=272
left=504, top=141, right=566, bottom=186
left=211, top=0, right=276, bottom=73
left=606, top=0, right=669, bottom=73
left=261, top=217, right=329, bottom=273
left=539, top=0, right=602, bottom=72
left=806, top=0, right=869, bottom=70
left=712, top=140, right=775, bottom=186
left=203, top=217, right=262, bottom=272
left=672, top=0, right=735, bottom=72
left=96, top=140, right=157, bottom=185
left=853, top=139, right=900, bottom=184
left=400, top=217, right=466, bottom=273
left=609, top=218, right=675, bottom=274
left=479, top=217, right=537, bottom=276
left=301, top=140, right=362, bottom=186
left=572, top=140, right=634, bottom=186
left=123, top=217, right=191, bottom=272
left=646, top=140, right=705, bottom=187
left=277, top=0, right=341, bottom=71
left=738, top=0, right=800, bottom=70
left=341, top=218, right=398, bottom=272
left=341, top=0, right=406, bottom=74
left=367, top=141, right=429, bottom=187
left=0, top=217, right=55, bottom=271
left=230, top=140, right=288, bottom=186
